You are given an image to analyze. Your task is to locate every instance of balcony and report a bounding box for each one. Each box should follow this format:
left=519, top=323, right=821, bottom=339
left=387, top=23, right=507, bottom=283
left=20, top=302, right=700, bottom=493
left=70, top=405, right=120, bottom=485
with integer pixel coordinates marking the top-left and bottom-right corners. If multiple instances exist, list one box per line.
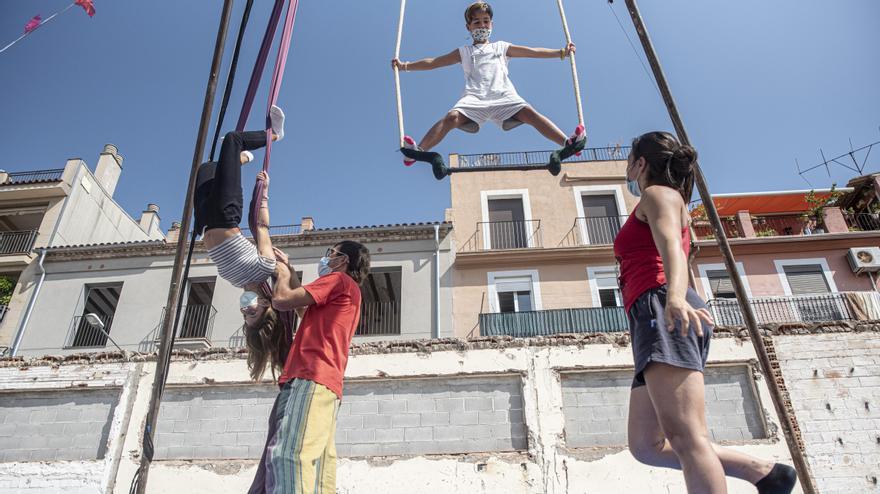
left=1, top=168, right=65, bottom=185
left=561, top=216, right=627, bottom=247
left=459, top=220, right=543, bottom=252
left=240, top=223, right=302, bottom=238
left=480, top=306, right=628, bottom=337
left=65, top=314, right=115, bottom=349
left=453, top=146, right=630, bottom=171
left=707, top=293, right=861, bottom=326
left=156, top=304, right=218, bottom=350
left=0, top=230, right=38, bottom=255
left=846, top=213, right=880, bottom=232
left=355, top=301, right=401, bottom=336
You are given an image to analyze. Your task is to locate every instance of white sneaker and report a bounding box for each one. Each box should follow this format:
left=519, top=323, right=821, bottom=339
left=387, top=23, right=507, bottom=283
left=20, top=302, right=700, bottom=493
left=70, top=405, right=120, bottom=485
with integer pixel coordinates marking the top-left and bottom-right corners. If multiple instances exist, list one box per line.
left=402, top=135, right=419, bottom=166
left=270, top=105, right=285, bottom=142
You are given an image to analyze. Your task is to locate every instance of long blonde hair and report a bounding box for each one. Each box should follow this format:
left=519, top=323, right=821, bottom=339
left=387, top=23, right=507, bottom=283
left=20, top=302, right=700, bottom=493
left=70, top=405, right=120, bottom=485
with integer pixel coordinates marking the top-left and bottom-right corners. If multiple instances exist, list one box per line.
left=244, top=306, right=289, bottom=381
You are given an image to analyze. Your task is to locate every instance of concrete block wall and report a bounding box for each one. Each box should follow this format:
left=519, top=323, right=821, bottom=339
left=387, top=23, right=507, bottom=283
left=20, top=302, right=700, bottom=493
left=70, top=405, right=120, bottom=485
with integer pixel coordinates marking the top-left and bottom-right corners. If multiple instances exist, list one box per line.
left=337, top=376, right=526, bottom=457
left=561, top=365, right=767, bottom=448
left=155, top=376, right=526, bottom=460
left=773, top=332, right=880, bottom=493
left=155, top=385, right=277, bottom=460
left=19, top=329, right=880, bottom=492
left=0, top=389, right=119, bottom=461
left=0, top=362, right=139, bottom=493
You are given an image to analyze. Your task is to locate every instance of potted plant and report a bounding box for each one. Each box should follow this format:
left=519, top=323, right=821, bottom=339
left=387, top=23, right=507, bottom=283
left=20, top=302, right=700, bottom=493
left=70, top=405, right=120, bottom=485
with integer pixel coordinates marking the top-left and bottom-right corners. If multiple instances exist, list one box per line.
left=803, top=184, right=844, bottom=234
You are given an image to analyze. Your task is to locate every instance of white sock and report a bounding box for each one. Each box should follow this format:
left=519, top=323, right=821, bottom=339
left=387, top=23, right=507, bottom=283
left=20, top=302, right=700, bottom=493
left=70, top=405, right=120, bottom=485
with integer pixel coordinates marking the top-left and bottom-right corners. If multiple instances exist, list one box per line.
left=240, top=150, right=254, bottom=164
left=270, top=105, right=285, bottom=142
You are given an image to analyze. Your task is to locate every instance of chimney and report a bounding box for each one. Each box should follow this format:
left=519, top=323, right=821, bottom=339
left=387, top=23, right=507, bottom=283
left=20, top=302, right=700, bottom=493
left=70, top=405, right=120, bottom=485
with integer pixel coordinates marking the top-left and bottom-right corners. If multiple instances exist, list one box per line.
left=301, top=216, right=315, bottom=231
left=166, top=221, right=181, bottom=243
left=139, top=203, right=161, bottom=236
left=94, top=144, right=123, bottom=196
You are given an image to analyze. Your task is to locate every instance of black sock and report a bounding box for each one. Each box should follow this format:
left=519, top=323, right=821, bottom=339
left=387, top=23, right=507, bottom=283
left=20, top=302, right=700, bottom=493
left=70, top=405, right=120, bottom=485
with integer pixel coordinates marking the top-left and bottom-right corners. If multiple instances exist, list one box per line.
left=755, top=464, right=797, bottom=494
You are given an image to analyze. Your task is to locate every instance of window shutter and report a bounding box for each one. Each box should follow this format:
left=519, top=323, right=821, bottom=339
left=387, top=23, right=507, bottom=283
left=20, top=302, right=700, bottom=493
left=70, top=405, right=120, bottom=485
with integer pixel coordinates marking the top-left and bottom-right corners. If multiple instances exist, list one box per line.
left=783, top=264, right=830, bottom=294
left=495, top=276, right=533, bottom=293
left=706, top=269, right=735, bottom=298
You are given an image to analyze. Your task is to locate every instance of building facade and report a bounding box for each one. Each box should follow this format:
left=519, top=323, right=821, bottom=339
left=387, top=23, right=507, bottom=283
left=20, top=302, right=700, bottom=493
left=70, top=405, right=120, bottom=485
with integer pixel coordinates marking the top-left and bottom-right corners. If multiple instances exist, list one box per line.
left=0, top=145, right=165, bottom=355
left=12, top=222, right=453, bottom=356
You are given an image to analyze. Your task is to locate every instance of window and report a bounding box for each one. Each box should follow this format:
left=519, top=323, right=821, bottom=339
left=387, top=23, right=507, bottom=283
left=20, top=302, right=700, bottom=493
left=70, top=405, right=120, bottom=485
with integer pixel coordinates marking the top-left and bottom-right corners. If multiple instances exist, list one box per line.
left=587, top=267, right=622, bottom=308
left=179, top=279, right=216, bottom=339
left=581, top=194, right=622, bottom=245
left=69, top=283, right=123, bottom=348
left=782, top=264, right=830, bottom=295
left=495, top=277, right=534, bottom=313
left=706, top=269, right=736, bottom=299
left=488, top=270, right=542, bottom=314
left=487, top=198, right=527, bottom=249
left=357, top=267, right=402, bottom=336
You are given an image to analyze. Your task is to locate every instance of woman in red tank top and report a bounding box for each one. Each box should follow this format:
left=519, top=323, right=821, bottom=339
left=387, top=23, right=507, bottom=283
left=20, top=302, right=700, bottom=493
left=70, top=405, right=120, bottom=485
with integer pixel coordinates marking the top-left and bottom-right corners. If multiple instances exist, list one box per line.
left=616, top=132, right=796, bottom=493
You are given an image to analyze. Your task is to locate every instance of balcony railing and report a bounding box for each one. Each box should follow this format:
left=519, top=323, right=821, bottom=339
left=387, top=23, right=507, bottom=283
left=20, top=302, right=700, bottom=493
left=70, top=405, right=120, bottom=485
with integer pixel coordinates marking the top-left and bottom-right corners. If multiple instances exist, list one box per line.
left=158, top=304, right=218, bottom=341
left=750, top=215, right=813, bottom=237
left=561, top=216, right=627, bottom=247
left=0, top=305, right=7, bottom=323
left=65, top=314, right=115, bottom=348
left=480, top=306, right=628, bottom=337
left=455, top=146, right=630, bottom=170
left=0, top=230, right=38, bottom=255
left=3, top=168, right=65, bottom=185
left=692, top=217, right=742, bottom=241
left=707, top=293, right=855, bottom=326
left=355, top=302, right=401, bottom=336
left=846, top=213, right=880, bottom=232
left=460, top=220, right=542, bottom=252
left=240, top=224, right=302, bottom=237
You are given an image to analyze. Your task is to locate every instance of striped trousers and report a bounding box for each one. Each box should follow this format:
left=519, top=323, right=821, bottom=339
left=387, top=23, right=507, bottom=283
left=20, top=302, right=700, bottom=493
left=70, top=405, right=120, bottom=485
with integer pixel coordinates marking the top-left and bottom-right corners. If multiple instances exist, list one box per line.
left=249, top=379, right=340, bottom=494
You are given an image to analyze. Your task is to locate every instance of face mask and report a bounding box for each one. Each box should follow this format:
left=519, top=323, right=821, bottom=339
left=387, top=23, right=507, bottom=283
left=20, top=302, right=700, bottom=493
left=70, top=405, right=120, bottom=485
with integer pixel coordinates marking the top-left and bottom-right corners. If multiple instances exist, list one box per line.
left=240, top=290, right=260, bottom=309
left=318, top=257, right=334, bottom=277
left=471, top=27, right=491, bottom=42
left=627, top=179, right=641, bottom=197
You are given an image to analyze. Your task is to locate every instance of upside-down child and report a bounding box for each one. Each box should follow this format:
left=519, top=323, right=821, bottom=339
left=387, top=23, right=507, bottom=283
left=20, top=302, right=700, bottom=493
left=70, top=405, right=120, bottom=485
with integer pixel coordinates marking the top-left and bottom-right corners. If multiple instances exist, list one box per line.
left=193, top=105, right=288, bottom=361
left=392, top=1, right=586, bottom=178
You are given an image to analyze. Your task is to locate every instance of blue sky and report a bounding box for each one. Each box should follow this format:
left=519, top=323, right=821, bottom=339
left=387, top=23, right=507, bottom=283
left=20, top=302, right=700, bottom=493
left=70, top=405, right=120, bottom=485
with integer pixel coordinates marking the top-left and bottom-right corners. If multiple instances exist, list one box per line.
left=1, top=1, right=878, bottom=229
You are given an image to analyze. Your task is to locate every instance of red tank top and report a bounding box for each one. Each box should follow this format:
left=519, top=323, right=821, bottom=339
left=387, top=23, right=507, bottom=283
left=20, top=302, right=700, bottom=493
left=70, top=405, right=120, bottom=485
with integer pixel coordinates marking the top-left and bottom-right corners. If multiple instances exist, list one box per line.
left=613, top=206, right=690, bottom=311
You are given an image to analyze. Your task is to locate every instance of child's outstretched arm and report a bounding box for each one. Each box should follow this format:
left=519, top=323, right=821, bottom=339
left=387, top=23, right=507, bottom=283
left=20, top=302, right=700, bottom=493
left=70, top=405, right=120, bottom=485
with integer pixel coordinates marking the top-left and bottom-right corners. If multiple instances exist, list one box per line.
left=252, top=171, right=275, bottom=261
left=391, top=49, right=461, bottom=72
left=507, top=42, right=575, bottom=59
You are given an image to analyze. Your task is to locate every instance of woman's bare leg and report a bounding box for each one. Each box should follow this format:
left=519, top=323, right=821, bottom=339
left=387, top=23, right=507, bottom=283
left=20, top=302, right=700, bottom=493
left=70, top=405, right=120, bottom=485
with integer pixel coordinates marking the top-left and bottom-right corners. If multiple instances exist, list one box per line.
left=628, top=380, right=774, bottom=484
left=633, top=363, right=727, bottom=493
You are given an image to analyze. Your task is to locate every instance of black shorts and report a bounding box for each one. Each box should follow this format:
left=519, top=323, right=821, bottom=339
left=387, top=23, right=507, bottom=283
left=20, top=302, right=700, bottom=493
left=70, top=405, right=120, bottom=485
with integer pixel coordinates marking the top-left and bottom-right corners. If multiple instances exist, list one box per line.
left=628, top=285, right=712, bottom=388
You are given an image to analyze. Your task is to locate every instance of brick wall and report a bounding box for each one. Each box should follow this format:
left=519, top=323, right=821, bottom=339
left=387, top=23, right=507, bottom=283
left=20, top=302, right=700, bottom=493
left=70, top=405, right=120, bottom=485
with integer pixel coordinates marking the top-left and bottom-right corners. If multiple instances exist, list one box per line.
left=155, top=375, right=527, bottom=460
left=774, top=333, right=880, bottom=493
left=0, top=389, right=119, bottom=462
left=561, top=365, right=767, bottom=447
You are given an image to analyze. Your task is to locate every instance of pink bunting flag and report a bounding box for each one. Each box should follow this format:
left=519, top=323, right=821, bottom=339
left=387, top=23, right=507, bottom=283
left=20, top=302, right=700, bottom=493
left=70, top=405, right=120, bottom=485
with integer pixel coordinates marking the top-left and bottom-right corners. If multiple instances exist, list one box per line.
left=24, top=15, right=42, bottom=34
left=75, top=0, right=96, bottom=17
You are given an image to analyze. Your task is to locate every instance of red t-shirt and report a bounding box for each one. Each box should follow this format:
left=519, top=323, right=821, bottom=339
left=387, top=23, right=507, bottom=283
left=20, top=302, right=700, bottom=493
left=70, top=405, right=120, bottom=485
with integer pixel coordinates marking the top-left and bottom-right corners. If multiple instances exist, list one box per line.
left=279, top=272, right=362, bottom=398
left=614, top=208, right=690, bottom=312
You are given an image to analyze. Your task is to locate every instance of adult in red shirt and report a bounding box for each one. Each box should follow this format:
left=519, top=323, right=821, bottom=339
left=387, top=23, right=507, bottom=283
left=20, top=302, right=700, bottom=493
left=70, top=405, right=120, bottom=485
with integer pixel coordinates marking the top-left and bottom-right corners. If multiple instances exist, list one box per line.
left=248, top=240, right=369, bottom=494
left=615, top=132, right=796, bottom=494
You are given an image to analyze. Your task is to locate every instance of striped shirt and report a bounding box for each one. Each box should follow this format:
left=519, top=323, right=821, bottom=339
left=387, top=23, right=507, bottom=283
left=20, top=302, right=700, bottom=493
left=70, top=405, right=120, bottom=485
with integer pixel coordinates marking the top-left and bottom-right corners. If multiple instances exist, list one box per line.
left=207, top=234, right=276, bottom=288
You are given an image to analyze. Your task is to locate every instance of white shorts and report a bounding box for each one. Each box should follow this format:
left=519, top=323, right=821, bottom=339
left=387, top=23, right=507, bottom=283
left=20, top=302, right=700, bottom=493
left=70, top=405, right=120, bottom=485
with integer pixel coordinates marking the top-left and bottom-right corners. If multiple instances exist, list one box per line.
left=452, top=101, right=529, bottom=129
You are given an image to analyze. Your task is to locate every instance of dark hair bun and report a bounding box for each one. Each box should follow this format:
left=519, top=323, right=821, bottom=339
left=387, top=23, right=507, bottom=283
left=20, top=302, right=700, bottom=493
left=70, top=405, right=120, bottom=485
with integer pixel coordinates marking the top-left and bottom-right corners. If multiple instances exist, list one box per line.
left=672, top=144, right=697, bottom=170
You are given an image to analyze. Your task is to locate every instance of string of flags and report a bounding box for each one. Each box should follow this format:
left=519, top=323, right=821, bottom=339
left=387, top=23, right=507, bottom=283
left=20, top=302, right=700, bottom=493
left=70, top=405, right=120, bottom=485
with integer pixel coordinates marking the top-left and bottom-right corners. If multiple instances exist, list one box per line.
left=1, top=1, right=95, bottom=54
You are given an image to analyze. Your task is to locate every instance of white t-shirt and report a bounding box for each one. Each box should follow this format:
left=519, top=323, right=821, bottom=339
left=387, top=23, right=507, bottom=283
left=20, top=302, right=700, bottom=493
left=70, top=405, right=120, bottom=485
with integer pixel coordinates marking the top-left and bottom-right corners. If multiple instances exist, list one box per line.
left=456, top=40, right=526, bottom=108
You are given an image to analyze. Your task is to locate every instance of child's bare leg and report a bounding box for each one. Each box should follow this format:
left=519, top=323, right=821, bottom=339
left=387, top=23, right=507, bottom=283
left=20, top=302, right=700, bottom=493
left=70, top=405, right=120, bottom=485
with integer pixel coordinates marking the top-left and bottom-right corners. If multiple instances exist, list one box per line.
left=419, top=110, right=471, bottom=151
left=513, top=106, right=567, bottom=146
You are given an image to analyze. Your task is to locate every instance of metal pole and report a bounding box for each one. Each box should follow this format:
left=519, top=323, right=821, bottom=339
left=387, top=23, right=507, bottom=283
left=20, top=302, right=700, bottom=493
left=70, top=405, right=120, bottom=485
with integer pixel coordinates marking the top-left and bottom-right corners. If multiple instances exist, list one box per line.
left=622, top=1, right=817, bottom=492
left=134, top=0, right=234, bottom=491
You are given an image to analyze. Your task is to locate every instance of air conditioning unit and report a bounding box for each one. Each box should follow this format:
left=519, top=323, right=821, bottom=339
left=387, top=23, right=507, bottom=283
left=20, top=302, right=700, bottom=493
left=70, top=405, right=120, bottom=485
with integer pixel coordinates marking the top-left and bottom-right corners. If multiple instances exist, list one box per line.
left=847, top=247, right=880, bottom=274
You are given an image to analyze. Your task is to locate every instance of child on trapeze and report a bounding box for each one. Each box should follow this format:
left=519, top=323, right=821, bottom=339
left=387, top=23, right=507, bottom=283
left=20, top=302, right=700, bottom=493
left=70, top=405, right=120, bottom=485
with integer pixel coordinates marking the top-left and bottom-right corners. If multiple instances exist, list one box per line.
left=392, top=1, right=586, bottom=179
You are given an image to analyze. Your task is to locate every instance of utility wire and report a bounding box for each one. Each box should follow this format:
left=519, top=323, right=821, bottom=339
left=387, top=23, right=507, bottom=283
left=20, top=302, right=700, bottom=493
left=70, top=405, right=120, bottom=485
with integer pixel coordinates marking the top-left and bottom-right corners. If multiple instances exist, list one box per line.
left=607, top=1, right=662, bottom=99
